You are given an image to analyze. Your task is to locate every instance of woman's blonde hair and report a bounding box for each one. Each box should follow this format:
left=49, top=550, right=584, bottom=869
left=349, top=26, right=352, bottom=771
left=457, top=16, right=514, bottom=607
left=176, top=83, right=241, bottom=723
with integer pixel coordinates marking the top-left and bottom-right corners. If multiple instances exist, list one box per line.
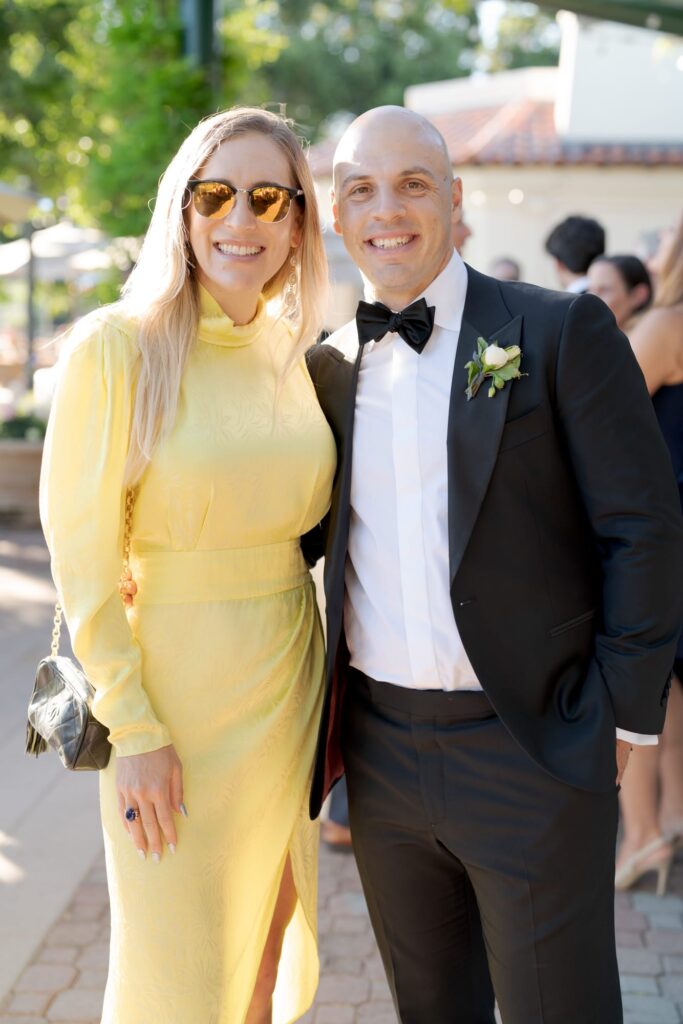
left=654, top=214, right=683, bottom=311
left=121, top=107, right=327, bottom=483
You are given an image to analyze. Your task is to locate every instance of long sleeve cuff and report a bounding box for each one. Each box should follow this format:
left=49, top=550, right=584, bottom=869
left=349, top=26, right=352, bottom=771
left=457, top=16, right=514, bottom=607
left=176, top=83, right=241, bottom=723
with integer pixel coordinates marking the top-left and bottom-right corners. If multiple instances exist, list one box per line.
left=109, top=722, right=173, bottom=758
left=616, top=728, right=658, bottom=746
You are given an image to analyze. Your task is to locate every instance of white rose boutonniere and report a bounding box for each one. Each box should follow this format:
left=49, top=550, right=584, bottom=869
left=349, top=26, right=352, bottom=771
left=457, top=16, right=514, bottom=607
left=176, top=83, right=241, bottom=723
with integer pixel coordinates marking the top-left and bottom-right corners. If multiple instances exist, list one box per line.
left=465, top=337, right=525, bottom=400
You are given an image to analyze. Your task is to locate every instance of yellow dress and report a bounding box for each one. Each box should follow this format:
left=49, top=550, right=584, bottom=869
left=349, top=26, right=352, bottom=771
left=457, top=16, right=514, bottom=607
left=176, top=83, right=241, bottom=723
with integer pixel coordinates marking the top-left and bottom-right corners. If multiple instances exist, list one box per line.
left=39, top=287, right=336, bottom=1024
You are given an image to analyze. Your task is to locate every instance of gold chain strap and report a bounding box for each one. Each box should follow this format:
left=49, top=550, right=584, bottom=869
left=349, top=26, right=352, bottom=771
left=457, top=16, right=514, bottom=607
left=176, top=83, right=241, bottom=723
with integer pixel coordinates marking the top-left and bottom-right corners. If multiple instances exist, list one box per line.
left=122, top=487, right=135, bottom=581
left=50, top=487, right=136, bottom=657
left=50, top=604, right=63, bottom=658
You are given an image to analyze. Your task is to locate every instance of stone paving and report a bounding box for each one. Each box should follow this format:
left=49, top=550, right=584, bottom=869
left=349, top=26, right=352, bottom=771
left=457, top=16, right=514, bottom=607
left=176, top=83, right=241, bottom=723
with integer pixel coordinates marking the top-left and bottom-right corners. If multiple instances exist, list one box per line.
left=1, top=843, right=683, bottom=1023
left=2, top=528, right=683, bottom=1023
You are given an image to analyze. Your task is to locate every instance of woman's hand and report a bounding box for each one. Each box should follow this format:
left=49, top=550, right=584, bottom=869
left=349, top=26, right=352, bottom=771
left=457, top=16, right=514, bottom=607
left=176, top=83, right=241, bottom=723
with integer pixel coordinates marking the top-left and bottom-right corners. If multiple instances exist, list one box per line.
left=116, top=744, right=185, bottom=861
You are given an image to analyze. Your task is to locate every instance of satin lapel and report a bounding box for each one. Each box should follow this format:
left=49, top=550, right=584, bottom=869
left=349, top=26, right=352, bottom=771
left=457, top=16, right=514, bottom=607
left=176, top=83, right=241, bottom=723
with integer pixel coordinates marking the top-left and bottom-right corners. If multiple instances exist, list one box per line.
left=324, top=338, right=364, bottom=647
left=447, top=275, right=522, bottom=584
left=338, top=342, right=364, bottom=516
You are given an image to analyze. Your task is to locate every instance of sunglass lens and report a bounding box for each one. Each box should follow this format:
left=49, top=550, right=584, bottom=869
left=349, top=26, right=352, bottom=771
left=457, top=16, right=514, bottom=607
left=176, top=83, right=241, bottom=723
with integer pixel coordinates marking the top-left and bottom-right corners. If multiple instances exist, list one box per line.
left=193, top=182, right=235, bottom=219
left=251, top=186, right=290, bottom=223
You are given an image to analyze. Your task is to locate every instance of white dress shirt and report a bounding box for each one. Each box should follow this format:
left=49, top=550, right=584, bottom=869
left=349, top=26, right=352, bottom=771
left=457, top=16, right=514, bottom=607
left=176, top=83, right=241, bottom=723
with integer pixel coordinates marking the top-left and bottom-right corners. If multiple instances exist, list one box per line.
left=343, top=251, right=655, bottom=744
left=566, top=276, right=589, bottom=294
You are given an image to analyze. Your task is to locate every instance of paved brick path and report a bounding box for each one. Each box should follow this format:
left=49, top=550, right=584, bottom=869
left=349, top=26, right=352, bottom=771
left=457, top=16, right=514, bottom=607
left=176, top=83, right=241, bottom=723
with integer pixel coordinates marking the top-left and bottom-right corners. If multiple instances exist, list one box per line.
left=2, top=528, right=683, bottom=1022
left=1, top=844, right=682, bottom=1022
left=0, top=846, right=396, bottom=1024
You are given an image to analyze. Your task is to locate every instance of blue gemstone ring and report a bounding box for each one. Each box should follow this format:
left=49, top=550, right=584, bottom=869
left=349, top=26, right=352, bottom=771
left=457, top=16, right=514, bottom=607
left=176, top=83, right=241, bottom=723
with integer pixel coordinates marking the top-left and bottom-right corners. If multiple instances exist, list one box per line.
left=125, top=807, right=140, bottom=822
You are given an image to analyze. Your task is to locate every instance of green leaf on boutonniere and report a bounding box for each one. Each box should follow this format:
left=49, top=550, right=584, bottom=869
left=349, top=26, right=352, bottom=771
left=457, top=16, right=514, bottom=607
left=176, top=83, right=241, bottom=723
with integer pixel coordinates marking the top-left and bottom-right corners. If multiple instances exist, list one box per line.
left=496, top=363, right=521, bottom=382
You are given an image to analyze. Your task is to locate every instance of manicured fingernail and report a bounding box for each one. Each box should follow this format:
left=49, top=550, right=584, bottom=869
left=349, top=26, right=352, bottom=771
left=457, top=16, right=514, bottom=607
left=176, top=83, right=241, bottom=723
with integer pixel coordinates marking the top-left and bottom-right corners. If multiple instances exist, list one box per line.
left=168, top=843, right=176, bottom=855
left=152, top=852, right=161, bottom=864
left=137, top=849, right=146, bottom=860
left=180, top=803, right=189, bottom=818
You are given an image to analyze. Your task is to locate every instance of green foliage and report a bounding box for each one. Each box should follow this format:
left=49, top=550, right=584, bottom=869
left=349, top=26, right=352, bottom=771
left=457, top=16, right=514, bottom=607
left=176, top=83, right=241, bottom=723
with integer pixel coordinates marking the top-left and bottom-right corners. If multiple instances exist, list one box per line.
left=0, top=0, right=282, bottom=235
left=0, top=413, right=47, bottom=440
left=70, top=1, right=282, bottom=235
left=0, top=1, right=560, bottom=234
left=235, top=0, right=480, bottom=138
left=81, top=268, right=130, bottom=309
left=0, top=0, right=84, bottom=198
left=480, top=2, right=559, bottom=72
left=34, top=279, right=71, bottom=324
left=70, top=2, right=215, bottom=235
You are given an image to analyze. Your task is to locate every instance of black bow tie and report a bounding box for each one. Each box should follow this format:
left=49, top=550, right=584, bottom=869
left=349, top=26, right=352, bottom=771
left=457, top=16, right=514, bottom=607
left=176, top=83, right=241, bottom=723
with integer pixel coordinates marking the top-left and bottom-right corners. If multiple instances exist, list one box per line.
left=356, top=297, right=436, bottom=354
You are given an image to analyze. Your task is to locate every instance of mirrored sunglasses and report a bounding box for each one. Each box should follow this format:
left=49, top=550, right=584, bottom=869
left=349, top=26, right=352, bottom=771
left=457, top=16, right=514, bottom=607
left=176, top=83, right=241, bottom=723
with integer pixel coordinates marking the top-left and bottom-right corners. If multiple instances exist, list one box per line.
left=187, top=179, right=304, bottom=223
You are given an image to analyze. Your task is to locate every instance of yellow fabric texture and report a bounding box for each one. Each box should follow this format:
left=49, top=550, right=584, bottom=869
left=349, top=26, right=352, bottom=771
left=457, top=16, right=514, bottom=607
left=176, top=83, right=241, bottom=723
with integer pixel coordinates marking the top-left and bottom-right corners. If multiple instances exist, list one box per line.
left=40, top=287, right=336, bottom=1023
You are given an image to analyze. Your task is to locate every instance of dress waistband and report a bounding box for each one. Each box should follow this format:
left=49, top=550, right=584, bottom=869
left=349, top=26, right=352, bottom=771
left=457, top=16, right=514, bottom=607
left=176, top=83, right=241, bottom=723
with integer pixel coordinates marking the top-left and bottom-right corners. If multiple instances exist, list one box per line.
left=130, top=540, right=310, bottom=605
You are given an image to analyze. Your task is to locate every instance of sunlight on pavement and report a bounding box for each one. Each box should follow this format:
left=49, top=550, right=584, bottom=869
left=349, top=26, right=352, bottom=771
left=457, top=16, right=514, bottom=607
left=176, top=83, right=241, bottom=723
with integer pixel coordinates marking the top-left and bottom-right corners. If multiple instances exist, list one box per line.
left=0, top=832, right=25, bottom=885
left=0, top=565, right=54, bottom=606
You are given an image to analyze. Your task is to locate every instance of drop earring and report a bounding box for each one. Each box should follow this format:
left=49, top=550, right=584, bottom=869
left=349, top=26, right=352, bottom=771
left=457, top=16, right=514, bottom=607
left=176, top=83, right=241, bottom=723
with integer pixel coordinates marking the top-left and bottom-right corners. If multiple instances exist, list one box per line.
left=283, top=253, right=299, bottom=318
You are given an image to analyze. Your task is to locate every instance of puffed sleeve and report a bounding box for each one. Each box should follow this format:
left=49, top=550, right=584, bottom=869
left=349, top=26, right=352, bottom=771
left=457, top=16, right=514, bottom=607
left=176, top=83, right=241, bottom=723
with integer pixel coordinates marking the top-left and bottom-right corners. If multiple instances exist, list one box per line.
left=40, top=310, right=172, bottom=757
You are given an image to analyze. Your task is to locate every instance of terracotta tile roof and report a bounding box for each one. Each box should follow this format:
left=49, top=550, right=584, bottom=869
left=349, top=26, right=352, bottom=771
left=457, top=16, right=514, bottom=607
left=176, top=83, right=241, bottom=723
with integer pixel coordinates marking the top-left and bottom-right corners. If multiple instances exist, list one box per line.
left=308, top=99, right=683, bottom=175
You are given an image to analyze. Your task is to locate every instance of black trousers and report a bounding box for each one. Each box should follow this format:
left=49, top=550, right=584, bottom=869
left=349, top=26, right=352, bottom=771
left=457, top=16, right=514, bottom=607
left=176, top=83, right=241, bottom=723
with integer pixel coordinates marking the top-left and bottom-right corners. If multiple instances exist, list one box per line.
left=342, top=670, right=622, bottom=1024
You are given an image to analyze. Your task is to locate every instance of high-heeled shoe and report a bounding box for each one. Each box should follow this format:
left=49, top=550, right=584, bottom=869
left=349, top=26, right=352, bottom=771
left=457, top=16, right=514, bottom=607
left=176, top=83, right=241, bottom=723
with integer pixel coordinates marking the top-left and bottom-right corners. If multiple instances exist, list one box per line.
left=615, top=836, right=674, bottom=896
left=663, top=820, right=683, bottom=850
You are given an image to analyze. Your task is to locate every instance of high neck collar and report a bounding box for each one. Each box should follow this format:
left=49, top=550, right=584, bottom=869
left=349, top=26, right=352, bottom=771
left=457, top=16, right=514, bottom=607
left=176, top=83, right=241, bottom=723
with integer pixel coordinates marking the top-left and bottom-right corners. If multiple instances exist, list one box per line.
left=197, top=285, right=266, bottom=348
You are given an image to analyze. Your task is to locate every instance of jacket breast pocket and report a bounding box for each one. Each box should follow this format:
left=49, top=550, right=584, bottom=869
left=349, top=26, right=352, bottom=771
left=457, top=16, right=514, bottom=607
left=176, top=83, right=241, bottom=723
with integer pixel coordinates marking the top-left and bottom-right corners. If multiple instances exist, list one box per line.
left=499, top=404, right=549, bottom=453
left=549, top=609, right=596, bottom=638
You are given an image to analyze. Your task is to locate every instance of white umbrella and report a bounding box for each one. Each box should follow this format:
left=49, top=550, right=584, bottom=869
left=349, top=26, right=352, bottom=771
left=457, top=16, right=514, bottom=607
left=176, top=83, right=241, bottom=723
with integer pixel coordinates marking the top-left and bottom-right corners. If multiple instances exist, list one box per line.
left=31, top=221, right=106, bottom=257
left=0, top=221, right=108, bottom=281
left=68, top=236, right=140, bottom=274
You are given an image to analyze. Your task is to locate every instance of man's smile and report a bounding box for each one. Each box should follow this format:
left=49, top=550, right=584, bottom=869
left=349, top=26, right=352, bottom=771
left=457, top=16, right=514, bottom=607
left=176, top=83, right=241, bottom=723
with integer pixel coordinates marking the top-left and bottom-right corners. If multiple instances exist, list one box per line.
left=366, top=234, right=417, bottom=251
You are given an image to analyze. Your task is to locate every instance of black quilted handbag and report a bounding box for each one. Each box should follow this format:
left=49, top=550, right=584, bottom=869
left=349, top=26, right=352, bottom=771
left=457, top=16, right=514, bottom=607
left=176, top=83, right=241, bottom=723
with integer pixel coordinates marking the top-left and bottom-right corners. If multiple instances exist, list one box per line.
left=26, top=650, right=111, bottom=770
left=26, top=489, right=135, bottom=771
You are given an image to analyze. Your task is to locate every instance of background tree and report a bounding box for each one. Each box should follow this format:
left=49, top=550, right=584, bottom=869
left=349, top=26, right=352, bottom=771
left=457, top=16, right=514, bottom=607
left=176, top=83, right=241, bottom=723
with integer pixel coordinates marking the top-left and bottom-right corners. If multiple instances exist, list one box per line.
left=0, top=0, right=280, bottom=236
left=0, top=0, right=84, bottom=201
left=237, top=0, right=480, bottom=139
left=478, top=1, right=559, bottom=72
left=0, top=0, right=561, bottom=235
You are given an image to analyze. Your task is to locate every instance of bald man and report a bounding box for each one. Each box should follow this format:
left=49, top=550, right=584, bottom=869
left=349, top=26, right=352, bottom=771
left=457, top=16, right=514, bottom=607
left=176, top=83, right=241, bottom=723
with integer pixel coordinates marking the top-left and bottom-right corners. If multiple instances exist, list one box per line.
left=303, top=107, right=682, bottom=1024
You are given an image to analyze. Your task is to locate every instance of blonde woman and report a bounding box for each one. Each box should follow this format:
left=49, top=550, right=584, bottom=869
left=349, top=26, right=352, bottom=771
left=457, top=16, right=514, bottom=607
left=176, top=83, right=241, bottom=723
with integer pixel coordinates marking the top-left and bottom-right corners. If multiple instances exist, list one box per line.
left=40, top=108, right=336, bottom=1023
left=616, top=215, right=683, bottom=894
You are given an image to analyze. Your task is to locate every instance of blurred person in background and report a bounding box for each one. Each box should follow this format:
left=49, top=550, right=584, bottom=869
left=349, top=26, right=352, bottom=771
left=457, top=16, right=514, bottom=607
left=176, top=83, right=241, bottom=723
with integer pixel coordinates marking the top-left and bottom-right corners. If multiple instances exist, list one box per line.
left=321, top=777, right=352, bottom=850
left=587, top=254, right=652, bottom=332
left=40, top=107, right=335, bottom=1024
left=636, top=228, right=664, bottom=276
left=489, top=256, right=521, bottom=282
left=545, top=214, right=605, bottom=293
left=616, top=216, right=683, bottom=895
left=452, top=206, right=472, bottom=255
left=646, top=224, right=677, bottom=289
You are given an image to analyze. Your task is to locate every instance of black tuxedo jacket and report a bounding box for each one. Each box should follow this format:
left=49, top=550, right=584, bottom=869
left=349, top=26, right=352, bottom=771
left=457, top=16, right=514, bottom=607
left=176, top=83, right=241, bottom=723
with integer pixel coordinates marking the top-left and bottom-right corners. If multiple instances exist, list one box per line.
left=304, top=265, right=683, bottom=819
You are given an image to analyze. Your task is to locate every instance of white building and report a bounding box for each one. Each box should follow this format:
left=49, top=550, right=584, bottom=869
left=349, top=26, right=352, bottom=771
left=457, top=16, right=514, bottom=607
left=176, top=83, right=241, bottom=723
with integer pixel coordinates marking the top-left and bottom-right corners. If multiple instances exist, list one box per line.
left=310, top=14, right=683, bottom=323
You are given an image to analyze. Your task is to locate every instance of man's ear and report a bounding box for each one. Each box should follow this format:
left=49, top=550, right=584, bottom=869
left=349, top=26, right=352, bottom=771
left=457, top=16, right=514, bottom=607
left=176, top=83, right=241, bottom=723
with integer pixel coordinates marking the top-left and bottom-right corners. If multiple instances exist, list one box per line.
left=451, top=177, right=463, bottom=226
left=631, top=282, right=651, bottom=311
left=331, top=187, right=342, bottom=236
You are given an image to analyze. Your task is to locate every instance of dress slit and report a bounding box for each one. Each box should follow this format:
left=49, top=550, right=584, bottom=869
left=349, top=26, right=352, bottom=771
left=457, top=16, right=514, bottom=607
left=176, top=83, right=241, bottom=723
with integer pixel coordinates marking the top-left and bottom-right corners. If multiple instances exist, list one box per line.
left=268, top=819, right=320, bottom=1024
